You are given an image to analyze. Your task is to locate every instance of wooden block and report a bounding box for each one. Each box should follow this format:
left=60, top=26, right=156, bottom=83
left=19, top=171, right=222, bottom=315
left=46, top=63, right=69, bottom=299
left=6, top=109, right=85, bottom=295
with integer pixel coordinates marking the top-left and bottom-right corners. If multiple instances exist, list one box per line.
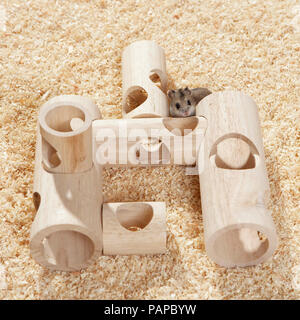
left=196, top=91, right=278, bottom=267
left=102, top=202, right=166, bottom=255
left=122, top=40, right=169, bottom=118
left=93, top=116, right=206, bottom=166
left=30, top=96, right=103, bottom=271
left=38, top=95, right=101, bottom=173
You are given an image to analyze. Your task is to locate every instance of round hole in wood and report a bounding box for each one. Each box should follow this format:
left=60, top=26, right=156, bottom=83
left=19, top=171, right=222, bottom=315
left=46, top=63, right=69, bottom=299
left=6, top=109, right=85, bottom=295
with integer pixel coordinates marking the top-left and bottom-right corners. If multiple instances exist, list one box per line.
left=33, top=192, right=41, bottom=211
left=45, top=105, right=85, bottom=133
left=137, top=138, right=170, bottom=165
left=41, top=137, right=61, bottom=169
left=139, top=137, right=161, bottom=152
left=216, top=137, right=251, bottom=169
left=149, top=71, right=164, bottom=92
left=209, top=134, right=260, bottom=170
left=42, top=230, right=94, bottom=269
left=116, top=203, right=153, bottom=232
left=136, top=149, right=140, bottom=159
left=70, top=117, right=85, bottom=131
left=213, top=227, right=269, bottom=266
left=163, top=117, right=199, bottom=136
left=124, top=86, right=148, bottom=114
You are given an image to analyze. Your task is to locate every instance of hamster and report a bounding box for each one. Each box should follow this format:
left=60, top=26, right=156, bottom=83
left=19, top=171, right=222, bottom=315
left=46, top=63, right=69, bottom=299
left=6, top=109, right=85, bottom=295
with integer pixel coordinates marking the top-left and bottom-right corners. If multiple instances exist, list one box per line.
left=167, top=87, right=212, bottom=117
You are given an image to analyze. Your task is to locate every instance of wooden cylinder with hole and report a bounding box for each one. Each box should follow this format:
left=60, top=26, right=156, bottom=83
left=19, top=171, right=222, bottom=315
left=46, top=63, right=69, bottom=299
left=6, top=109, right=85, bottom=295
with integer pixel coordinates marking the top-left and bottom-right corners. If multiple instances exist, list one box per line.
left=93, top=116, right=206, bottom=166
left=30, top=96, right=103, bottom=271
left=122, top=40, right=169, bottom=119
left=102, top=202, right=166, bottom=255
left=39, top=95, right=97, bottom=173
left=196, top=91, right=278, bottom=267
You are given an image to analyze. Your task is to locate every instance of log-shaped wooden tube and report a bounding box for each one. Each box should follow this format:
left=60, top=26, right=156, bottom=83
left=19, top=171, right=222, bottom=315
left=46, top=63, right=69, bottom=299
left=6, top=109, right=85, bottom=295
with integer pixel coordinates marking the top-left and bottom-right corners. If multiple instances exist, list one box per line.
left=196, top=91, right=278, bottom=267
left=122, top=40, right=169, bottom=118
left=30, top=96, right=103, bottom=271
left=39, top=95, right=99, bottom=173
left=93, top=116, right=206, bottom=166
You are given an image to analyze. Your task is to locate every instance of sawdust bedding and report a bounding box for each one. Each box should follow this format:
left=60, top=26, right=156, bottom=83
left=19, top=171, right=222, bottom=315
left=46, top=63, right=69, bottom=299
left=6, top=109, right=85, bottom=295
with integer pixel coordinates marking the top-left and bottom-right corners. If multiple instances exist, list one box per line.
left=0, top=0, right=299, bottom=299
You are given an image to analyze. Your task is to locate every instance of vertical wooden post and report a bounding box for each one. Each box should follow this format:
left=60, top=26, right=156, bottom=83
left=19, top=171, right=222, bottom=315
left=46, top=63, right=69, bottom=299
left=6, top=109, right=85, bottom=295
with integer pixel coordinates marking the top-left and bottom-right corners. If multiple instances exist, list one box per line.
left=30, top=96, right=103, bottom=271
left=122, top=40, right=169, bottom=118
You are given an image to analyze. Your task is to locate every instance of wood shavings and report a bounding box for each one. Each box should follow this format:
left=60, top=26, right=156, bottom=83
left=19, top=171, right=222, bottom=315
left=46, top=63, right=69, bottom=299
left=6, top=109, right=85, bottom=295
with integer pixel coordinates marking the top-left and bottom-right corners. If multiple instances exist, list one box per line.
left=0, top=0, right=299, bottom=299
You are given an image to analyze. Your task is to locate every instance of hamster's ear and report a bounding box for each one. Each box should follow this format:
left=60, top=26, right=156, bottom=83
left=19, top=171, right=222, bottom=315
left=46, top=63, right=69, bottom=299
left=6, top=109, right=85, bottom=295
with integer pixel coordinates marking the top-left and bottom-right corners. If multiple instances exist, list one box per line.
left=167, top=90, right=175, bottom=99
left=184, top=87, right=191, bottom=95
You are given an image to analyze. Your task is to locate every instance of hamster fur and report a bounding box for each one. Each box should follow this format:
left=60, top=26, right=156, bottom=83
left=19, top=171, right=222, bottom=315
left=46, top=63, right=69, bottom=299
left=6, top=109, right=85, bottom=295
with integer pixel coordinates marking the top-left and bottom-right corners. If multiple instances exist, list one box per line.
left=168, top=87, right=212, bottom=117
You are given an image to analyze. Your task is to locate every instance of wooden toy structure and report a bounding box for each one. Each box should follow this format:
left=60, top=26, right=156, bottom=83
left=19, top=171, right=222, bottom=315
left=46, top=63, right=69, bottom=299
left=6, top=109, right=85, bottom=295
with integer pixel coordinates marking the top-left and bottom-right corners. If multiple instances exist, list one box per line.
left=30, top=40, right=278, bottom=271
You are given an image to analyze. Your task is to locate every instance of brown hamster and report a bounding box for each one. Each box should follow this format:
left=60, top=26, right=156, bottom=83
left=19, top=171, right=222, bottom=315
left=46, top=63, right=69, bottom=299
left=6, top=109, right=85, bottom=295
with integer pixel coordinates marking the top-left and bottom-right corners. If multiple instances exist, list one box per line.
left=168, top=87, right=212, bottom=117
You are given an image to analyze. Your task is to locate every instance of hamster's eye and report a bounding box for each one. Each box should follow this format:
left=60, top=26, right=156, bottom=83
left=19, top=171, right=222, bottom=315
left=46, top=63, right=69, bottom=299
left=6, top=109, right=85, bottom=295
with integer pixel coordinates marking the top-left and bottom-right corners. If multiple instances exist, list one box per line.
left=187, top=100, right=191, bottom=106
left=175, top=103, right=180, bottom=109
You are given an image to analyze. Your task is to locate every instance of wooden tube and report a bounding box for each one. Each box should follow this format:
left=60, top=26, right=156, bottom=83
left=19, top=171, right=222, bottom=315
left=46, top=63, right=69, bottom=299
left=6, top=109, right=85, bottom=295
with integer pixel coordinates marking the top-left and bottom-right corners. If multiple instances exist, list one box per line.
left=93, top=116, right=206, bottom=166
left=196, top=91, right=278, bottom=267
left=102, top=202, right=166, bottom=255
left=122, top=40, right=169, bottom=118
left=39, top=95, right=99, bottom=173
left=30, top=96, right=103, bottom=271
